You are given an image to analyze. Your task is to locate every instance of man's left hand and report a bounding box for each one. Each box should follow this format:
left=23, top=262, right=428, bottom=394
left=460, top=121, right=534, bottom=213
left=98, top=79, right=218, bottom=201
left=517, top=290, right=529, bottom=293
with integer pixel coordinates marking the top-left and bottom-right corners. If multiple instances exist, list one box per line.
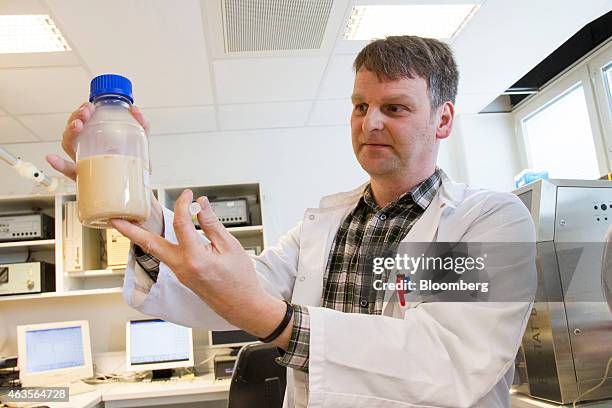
left=110, top=189, right=289, bottom=345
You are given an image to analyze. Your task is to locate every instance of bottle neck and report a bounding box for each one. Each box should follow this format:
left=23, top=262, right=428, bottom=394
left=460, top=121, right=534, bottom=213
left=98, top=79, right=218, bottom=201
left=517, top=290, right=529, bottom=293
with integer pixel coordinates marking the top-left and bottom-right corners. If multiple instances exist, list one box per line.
left=92, top=95, right=132, bottom=108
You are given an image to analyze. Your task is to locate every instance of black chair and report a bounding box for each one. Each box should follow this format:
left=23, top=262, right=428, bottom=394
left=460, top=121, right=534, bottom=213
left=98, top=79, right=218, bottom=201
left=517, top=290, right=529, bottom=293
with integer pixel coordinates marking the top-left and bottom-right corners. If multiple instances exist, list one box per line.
left=228, top=343, right=287, bottom=408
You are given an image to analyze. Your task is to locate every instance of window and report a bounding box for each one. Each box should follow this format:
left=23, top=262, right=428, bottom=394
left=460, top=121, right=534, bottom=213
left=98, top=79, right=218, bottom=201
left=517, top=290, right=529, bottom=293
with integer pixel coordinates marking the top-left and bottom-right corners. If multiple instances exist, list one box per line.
left=521, top=83, right=600, bottom=179
left=514, top=40, right=612, bottom=179
left=602, top=61, right=612, bottom=114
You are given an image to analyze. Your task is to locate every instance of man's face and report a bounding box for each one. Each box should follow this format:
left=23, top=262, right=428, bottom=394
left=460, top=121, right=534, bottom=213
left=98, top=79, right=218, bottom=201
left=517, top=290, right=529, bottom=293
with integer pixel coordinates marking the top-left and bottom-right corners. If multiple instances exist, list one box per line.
left=351, top=68, right=449, bottom=178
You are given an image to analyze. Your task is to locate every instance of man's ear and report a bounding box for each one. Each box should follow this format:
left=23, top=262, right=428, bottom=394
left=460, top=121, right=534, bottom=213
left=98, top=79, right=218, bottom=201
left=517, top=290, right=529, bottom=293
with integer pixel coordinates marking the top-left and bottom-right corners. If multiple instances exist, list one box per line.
left=435, top=101, right=455, bottom=140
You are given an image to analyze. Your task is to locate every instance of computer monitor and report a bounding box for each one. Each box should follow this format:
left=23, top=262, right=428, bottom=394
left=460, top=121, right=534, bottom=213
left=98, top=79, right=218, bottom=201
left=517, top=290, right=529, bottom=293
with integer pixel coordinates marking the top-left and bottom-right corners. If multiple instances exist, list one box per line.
left=17, top=320, right=93, bottom=387
left=208, top=330, right=258, bottom=349
left=125, top=319, right=194, bottom=378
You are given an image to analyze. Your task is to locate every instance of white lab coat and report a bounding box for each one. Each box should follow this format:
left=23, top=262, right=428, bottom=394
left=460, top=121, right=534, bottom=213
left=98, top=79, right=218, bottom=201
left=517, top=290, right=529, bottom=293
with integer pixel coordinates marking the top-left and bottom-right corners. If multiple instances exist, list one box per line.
left=123, top=171, right=537, bottom=408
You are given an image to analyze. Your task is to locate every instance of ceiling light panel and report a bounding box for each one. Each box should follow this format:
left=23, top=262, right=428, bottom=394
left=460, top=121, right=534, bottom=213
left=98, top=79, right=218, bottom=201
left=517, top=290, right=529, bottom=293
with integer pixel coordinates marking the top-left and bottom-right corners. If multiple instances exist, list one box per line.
left=0, top=15, right=71, bottom=54
left=343, top=4, right=480, bottom=40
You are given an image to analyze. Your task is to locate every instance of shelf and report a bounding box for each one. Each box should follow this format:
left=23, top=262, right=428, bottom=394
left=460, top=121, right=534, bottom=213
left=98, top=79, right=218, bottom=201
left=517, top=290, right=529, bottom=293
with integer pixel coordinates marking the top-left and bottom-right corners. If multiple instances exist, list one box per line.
left=0, top=287, right=122, bottom=302
left=227, top=225, right=263, bottom=236
left=0, top=193, right=56, bottom=208
left=66, top=268, right=126, bottom=278
left=196, top=225, right=263, bottom=239
left=0, top=239, right=55, bottom=250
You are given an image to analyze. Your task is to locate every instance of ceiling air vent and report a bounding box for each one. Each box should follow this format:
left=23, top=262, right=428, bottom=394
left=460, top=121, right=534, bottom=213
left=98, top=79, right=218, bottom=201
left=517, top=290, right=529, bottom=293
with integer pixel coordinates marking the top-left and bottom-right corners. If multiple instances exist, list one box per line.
left=221, top=0, right=333, bottom=53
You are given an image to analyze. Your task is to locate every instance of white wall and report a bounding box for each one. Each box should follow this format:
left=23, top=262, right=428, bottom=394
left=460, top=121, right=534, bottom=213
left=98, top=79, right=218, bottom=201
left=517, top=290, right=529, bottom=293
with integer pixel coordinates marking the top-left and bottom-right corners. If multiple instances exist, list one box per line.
left=452, top=113, right=522, bottom=192
left=1, top=124, right=464, bottom=245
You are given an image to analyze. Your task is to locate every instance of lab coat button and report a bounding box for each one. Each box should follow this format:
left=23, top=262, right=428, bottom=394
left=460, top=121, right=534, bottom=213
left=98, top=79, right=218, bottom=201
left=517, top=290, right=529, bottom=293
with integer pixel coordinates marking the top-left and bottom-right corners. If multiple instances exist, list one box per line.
left=308, top=214, right=315, bottom=220
left=299, top=276, right=306, bottom=282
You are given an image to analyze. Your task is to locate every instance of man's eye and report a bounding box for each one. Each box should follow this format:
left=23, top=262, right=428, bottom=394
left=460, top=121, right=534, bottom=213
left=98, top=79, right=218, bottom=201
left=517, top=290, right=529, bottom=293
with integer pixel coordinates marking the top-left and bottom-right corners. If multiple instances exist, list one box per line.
left=353, top=104, right=367, bottom=114
left=386, top=105, right=406, bottom=113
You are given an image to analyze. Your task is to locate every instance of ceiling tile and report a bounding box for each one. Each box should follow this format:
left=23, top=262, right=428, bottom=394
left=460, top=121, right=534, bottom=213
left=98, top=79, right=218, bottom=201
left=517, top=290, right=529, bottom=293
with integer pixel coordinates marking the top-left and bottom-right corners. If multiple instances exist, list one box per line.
left=214, top=57, right=328, bottom=104
left=218, top=102, right=311, bottom=130
left=141, top=106, right=217, bottom=136
left=17, top=113, right=69, bottom=141
left=0, top=52, right=81, bottom=69
left=309, top=99, right=352, bottom=126
left=48, top=0, right=215, bottom=107
left=318, top=55, right=356, bottom=99
left=0, top=0, right=45, bottom=14
left=0, top=117, right=39, bottom=143
left=0, top=66, right=90, bottom=114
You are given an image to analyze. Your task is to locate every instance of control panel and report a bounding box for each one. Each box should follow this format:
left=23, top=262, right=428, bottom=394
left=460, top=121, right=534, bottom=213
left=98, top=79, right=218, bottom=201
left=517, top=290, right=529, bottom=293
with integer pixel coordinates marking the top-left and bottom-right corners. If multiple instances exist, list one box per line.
left=556, top=187, right=612, bottom=242
left=0, top=213, right=54, bottom=242
left=207, top=199, right=250, bottom=227
left=0, top=262, right=55, bottom=296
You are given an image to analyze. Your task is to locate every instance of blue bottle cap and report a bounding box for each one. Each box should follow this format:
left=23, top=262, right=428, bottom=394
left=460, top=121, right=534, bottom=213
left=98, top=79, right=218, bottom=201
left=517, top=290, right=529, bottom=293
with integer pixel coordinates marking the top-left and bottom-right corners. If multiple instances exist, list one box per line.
left=89, top=74, right=134, bottom=103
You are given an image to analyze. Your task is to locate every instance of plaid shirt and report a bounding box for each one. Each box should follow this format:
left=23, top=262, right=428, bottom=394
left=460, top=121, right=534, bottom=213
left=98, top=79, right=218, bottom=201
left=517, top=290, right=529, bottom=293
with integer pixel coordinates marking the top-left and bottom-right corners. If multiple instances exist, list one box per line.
left=277, top=170, right=441, bottom=371
left=133, top=170, right=441, bottom=372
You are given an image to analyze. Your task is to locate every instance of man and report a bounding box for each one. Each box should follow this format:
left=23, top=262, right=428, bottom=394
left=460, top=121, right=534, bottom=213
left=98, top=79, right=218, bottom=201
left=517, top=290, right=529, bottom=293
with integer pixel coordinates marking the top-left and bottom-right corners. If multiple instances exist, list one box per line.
left=47, top=36, right=536, bottom=407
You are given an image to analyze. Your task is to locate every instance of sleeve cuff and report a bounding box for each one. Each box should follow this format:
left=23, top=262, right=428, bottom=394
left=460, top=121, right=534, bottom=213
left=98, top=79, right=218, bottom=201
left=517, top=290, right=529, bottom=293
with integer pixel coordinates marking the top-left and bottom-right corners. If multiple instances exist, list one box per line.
left=276, top=304, right=310, bottom=372
left=133, top=244, right=161, bottom=282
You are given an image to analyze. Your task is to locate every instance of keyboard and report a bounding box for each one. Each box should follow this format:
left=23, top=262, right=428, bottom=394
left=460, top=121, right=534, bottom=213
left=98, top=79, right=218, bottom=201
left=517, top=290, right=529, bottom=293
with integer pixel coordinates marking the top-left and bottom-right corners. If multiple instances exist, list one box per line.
left=65, top=381, right=96, bottom=396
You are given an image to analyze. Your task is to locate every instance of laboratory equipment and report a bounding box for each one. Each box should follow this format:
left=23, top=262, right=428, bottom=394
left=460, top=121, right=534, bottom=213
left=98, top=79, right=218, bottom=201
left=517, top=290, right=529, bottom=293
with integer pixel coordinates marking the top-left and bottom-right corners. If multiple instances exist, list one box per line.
left=0, top=213, right=54, bottom=242
left=513, top=178, right=612, bottom=404
left=0, top=148, right=59, bottom=192
left=0, top=262, right=55, bottom=296
left=101, top=228, right=130, bottom=269
left=209, top=198, right=250, bottom=227
left=63, top=201, right=100, bottom=272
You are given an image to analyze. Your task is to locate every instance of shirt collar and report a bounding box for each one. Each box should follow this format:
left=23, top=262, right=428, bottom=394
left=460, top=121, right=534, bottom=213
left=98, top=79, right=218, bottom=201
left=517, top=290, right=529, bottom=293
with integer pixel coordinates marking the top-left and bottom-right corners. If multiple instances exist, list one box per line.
left=361, top=168, right=442, bottom=212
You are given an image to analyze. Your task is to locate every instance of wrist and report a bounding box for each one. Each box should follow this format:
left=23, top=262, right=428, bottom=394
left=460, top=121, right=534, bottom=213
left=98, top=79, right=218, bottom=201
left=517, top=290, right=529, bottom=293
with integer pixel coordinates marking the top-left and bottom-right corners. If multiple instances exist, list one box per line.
left=238, top=293, right=287, bottom=338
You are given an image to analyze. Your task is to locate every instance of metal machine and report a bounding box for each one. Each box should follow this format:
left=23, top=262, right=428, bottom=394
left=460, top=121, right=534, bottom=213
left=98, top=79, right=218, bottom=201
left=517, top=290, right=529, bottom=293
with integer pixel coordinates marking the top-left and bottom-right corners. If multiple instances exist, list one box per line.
left=513, top=179, right=612, bottom=404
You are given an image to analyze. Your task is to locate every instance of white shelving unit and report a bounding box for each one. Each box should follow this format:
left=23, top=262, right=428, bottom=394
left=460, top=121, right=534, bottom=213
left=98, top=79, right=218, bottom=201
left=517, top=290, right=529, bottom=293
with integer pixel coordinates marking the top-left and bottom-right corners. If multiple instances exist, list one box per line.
left=0, top=239, right=56, bottom=250
left=0, top=287, right=123, bottom=302
left=0, top=182, right=265, bottom=302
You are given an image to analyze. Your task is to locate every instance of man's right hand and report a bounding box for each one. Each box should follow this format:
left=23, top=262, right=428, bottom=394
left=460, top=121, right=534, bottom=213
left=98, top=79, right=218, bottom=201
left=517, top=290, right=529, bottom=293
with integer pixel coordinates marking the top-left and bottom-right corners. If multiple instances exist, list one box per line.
left=46, top=102, right=163, bottom=235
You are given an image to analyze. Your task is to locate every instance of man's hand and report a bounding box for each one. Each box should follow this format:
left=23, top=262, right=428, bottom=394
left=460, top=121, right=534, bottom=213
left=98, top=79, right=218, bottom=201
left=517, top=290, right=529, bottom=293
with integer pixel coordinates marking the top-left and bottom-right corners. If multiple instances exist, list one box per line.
left=46, top=101, right=162, bottom=233
left=109, top=189, right=292, bottom=348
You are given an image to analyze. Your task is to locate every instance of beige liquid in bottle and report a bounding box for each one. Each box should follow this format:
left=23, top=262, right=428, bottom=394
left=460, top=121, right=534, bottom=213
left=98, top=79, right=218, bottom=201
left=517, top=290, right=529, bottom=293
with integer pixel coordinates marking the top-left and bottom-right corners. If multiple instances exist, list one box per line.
left=77, top=154, right=150, bottom=228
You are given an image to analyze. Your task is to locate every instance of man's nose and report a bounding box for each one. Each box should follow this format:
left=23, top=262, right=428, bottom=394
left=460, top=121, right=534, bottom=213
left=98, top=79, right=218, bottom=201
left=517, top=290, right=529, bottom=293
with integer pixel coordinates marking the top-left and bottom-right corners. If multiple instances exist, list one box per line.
left=363, top=108, right=384, bottom=133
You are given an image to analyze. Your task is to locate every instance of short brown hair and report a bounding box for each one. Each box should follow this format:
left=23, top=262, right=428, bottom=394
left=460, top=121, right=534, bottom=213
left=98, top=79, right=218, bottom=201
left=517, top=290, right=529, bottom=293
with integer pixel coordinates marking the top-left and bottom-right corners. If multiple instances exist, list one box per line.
left=353, top=36, right=459, bottom=108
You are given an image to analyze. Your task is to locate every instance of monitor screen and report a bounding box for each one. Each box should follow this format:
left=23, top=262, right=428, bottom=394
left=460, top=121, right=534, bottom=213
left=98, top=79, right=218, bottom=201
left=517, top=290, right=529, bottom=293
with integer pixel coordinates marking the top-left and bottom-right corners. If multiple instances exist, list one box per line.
left=128, top=319, right=193, bottom=368
left=17, top=320, right=93, bottom=387
left=26, top=326, right=85, bottom=373
left=209, top=330, right=257, bottom=348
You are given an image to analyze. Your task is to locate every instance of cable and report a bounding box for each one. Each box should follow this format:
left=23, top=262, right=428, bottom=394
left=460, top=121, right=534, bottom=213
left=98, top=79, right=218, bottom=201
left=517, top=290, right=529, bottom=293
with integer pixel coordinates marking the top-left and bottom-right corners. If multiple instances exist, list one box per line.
left=196, top=352, right=220, bottom=368
left=83, top=359, right=148, bottom=384
left=573, top=356, right=612, bottom=407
